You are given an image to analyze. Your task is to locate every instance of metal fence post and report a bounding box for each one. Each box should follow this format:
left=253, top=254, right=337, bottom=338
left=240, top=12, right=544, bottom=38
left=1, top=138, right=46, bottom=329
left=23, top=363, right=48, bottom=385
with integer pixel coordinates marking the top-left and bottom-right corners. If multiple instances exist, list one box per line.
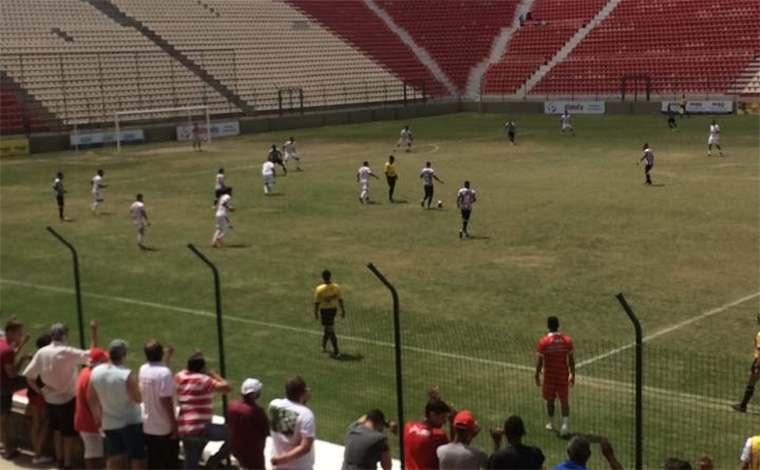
left=367, top=262, right=404, bottom=469
left=615, top=292, right=643, bottom=470
left=46, top=227, right=85, bottom=349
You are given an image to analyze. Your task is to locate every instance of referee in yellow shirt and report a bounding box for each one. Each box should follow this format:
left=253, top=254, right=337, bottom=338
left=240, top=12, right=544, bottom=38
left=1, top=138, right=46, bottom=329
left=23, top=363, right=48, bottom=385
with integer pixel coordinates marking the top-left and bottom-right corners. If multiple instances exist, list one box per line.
left=314, top=269, right=345, bottom=357
left=733, top=313, right=760, bottom=412
left=384, top=155, right=398, bottom=203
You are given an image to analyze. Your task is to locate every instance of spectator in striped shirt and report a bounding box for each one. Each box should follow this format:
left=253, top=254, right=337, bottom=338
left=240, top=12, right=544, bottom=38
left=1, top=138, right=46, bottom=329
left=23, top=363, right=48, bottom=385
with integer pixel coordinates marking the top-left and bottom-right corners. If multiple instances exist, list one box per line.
left=175, top=352, right=231, bottom=469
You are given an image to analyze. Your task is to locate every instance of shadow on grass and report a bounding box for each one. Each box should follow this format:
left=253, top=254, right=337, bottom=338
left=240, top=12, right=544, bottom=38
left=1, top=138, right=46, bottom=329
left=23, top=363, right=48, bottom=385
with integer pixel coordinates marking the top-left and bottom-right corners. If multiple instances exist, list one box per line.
left=265, top=193, right=285, bottom=197
left=392, top=200, right=409, bottom=204
left=331, top=353, right=364, bottom=362
left=97, top=212, right=116, bottom=216
left=648, top=183, right=666, bottom=187
left=139, top=246, right=159, bottom=252
left=466, top=235, right=490, bottom=240
left=224, top=243, right=252, bottom=249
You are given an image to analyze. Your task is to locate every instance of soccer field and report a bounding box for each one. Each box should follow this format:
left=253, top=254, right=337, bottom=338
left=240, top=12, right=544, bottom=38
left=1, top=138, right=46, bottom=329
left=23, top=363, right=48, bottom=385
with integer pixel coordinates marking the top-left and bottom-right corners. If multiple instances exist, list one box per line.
left=1, top=112, right=758, bottom=468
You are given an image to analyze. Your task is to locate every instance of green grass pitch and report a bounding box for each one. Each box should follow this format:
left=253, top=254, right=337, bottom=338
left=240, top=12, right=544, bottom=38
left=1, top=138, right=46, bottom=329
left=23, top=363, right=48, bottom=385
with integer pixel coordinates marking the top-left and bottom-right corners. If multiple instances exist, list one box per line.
left=1, top=112, right=758, bottom=468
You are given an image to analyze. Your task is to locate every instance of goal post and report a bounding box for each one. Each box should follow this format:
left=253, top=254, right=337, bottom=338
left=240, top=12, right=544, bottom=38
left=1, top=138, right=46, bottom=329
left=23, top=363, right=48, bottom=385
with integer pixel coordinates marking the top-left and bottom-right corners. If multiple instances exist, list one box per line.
left=114, top=105, right=210, bottom=154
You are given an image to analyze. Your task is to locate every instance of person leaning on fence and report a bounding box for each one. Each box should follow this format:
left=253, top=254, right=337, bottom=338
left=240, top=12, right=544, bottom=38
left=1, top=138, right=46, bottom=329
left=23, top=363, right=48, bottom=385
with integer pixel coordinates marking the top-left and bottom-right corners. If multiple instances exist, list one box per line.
left=487, top=415, right=544, bottom=470
left=342, top=409, right=393, bottom=470
left=268, top=376, right=316, bottom=470
left=741, top=435, right=760, bottom=470
left=139, top=340, right=179, bottom=470
left=228, top=378, right=270, bottom=470
left=0, top=316, right=31, bottom=460
left=23, top=323, right=92, bottom=470
left=437, top=410, right=489, bottom=470
left=403, top=398, right=451, bottom=470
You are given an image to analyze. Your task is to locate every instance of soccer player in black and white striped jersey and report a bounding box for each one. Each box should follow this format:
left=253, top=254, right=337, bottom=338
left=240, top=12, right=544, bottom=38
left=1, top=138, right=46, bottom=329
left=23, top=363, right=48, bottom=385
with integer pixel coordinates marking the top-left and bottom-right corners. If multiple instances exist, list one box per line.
left=53, top=172, right=66, bottom=221
left=456, top=181, right=476, bottom=239
left=638, top=143, right=655, bottom=186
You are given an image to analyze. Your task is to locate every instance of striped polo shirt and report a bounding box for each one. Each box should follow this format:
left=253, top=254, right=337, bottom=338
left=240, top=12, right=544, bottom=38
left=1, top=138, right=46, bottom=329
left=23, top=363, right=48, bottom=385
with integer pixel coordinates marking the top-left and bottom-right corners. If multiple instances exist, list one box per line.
left=175, top=369, right=217, bottom=436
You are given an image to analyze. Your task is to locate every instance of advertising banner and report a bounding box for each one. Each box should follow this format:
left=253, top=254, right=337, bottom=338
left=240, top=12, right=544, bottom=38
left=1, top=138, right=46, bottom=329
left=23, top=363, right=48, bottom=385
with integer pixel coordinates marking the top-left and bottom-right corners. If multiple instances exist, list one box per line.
left=176, top=121, right=240, bottom=141
left=70, top=130, right=145, bottom=149
left=661, top=100, right=733, bottom=114
left=544, top=101, right=606, bottom=114
left=0, top=137, right=30, bottom=157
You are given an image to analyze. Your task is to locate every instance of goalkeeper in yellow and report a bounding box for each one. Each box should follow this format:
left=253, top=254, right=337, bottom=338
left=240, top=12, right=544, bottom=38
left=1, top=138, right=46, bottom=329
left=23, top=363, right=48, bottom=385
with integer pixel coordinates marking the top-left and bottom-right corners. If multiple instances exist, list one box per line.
left=314, top=269, right=346, bottom=358
left=732, top=313, right=760, bottom=412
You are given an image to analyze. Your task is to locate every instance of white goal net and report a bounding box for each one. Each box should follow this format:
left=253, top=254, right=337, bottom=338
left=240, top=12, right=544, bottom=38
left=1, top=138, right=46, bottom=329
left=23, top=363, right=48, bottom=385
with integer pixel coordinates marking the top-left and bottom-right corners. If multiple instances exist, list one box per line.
left=114, top=105, right=210, bottom=153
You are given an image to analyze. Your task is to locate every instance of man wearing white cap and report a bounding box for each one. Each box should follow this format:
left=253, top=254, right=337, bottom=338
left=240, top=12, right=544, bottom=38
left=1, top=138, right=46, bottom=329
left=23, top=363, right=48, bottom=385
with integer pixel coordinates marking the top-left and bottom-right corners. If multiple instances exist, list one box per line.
left=228, top=378, right=270, bottom=470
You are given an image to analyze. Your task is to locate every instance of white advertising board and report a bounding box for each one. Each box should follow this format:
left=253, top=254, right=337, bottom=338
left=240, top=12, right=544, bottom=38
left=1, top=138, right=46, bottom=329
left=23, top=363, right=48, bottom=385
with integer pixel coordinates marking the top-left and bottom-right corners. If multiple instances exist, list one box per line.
left=661, top=100, right=733, bottom=114
left=176, top=121, right=240, bottom=141
left=544, top=101, right=606, bottom=114
left=70, top=129, right=144, bottom=149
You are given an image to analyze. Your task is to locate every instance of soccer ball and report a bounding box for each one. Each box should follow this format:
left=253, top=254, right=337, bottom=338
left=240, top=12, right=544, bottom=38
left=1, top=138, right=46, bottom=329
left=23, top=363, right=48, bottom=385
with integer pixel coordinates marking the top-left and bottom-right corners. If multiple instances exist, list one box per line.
left=437, top=200, right=443, bottom=208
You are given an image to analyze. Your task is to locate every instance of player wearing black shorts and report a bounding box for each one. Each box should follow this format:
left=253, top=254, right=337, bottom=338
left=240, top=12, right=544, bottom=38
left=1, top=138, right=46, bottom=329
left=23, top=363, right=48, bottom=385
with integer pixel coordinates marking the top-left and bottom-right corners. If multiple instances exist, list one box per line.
left=732, top=314, right=760, bottom=412
left=53, top=172, right=66, bottom=221
left=313, top=270, right=345, bottom=357
left=456, top=181, right=477, bottom=239
left=638, top=144, right=654, bottom=186
left=666, top=108, right=677, bottom=130
left=268, top=145, right=287, bottom=176
left=506, top=120, right=516, bottom=145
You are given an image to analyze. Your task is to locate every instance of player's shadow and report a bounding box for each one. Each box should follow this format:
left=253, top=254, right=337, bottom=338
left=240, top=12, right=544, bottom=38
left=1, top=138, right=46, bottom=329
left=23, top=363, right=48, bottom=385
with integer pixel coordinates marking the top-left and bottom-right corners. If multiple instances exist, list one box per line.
left=139, top=246, right=159, bottom=252
left=331, top=353, right=364, bottom=362
left=466, top=235, right=490, bottom=240
left=265, top=193, right=285, bottom=197
left=366, top=200, right=380, bottom=205
left=392, top=200, right=409, bottom=204
left=552, top=431, right=608, bottom=442
left=224, top=243, right=252, bottom=249
left=649, top=183, right=666, bottom=187
left=97, top=212, right=116, bottom=216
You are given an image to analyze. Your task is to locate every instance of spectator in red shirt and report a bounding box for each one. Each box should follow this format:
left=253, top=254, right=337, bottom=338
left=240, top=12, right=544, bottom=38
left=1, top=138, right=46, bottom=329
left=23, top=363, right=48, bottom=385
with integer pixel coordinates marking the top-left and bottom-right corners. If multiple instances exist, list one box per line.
left=535, top=316, right=575, bottom=437
left=403, top=399, right=451, bottom=470
left=74, top=347, right=109, bottom=469
left=228, top=378, right=269, bottom=470
left=1, top=317, right=31, bottom=459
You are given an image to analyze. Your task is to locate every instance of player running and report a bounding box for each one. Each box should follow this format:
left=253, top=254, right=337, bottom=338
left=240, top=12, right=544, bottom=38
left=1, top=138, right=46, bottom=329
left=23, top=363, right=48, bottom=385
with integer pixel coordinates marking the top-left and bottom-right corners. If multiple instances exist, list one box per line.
left=707, top=120, right=723, bottom=157
left=262, top=159, right=276, bottom=195
left=129, top=194, right=150, bottom=249
left=91, top=169, right=106, bottom=215
left=214, top=168, right=227, bottom=207
left=395, top=125, right=413, bottom=152
left=53, top=172, right=67, bottom=221
left=560, top=111, right=574, bottom=136
left=384, top=155, right=398, bottom=203
left=456, top=181, right=476, bottom=239
left=666, top=107, right=678, bottom=130
left=212, top=187, right=234, bottom=248
left=506, top=120, right=516, bottom=145
left=313, top=269, right=346, bottom=358
left=357, top=161, right=379, bottom=205
left=535, top=315, right=575, bottom=437
left=420, top=161, right=444, bottom=209
left=638, top=143, right=655, bottom=186
left=268, top=144, right=287, bottom=176
left=732, top=313, right=760, bottom=413
left=191, top=123, right=203, bottom=152
left=283, top=137, right=302, bottom=171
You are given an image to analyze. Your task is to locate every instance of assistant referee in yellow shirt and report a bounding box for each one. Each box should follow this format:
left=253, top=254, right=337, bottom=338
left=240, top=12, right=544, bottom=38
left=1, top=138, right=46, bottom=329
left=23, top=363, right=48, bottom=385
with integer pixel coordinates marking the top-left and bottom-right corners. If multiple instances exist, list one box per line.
left=314, top=269, right=346, bottom=357
left=384, top=155, right=398, bottom=203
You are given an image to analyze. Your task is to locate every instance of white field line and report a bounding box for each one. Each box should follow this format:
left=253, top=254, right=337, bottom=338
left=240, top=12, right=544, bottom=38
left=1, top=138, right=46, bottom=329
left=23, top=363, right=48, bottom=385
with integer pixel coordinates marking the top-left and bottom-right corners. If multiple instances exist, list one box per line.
left=1, top=278, right=753, bottom=411
left=577, top=291, right=760, bottom=368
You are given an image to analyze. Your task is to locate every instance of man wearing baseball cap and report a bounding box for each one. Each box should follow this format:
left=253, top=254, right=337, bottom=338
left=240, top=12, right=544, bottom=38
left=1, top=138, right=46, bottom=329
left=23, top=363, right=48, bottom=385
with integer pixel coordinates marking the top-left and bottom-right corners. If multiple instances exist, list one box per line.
left=437, top=410, right=488, bottom=469
left=228, top=378, right=270, bottom=469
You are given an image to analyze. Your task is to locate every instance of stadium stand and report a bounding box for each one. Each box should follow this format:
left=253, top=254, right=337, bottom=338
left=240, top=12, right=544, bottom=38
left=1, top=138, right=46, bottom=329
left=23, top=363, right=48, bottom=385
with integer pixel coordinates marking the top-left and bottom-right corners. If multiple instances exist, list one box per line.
left=108, top=0, right=409, bottom=111
left=531, top=0, right=760, bottom=96
left=0, top=85, right=50, bottom=134
left=374, top=0, right=520, bottom=93
left=0, top=0, right=239, bottom=127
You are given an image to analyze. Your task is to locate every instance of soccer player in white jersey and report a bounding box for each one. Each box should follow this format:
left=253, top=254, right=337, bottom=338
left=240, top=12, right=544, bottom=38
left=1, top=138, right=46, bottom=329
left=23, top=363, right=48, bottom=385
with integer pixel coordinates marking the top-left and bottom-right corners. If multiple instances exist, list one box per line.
left=262, top=160, right=276, bottom=195
left=707, top=119, right=723, bottom=157
left=456, top=181, right=477, bottom=239
left=560, top=110, right=574, bottom=136
left=214, top=168, right=227, bottom=207
left=91, top=169, right=106, bottom=215
left=420, top=161, right=444, bottom=209
left=357, top=161, right=379, bottom=205
left=129, top=194, right=150, bottom=249
left=212, top=187, right=234, bottom=248
left=283, top=136, right=302, bottom=171
left=395, top=125, right=413, bottom=152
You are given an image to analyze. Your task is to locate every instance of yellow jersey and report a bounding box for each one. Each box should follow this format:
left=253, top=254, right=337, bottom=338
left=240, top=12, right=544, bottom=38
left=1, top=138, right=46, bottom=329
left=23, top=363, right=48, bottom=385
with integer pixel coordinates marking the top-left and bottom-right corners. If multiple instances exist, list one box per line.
left=384, top=162, right=397, bottom=178
left=314, top=282, right=342, bottom=310
left=749, top=435, right=760, bottom=470
left=755, top=330, right=760, bottom=359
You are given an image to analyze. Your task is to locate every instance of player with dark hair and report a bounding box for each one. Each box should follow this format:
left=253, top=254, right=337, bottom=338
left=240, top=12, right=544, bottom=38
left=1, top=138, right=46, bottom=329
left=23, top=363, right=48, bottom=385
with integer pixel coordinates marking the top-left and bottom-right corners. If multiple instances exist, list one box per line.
left=506, top=120, right=516, bottom=145
left=560, top=111, right=574, bottom=136
left=707, top=120, right=723, bottom=157
left=404, top=399, right=451, bottom=470
left=191, top=123, right=203, bottom=152
left=456, top=181, right=476, bottom=239
left=420, top=161, right=444, bottom=209
left=396, top=125, right=413, bottom=152
left=268, top=145, right=287, bottom=176
left=384, top=155, right=398, bottom=203
left=357, top=161, right=379, bottom=205
left=212, top=187, right=234, bottom=248
left=53, top=172, right=67, bottom=221
left=535, top=315, right=574, bottom=437
left=313, top=270, right=346, bottom=357
left=91, top=169, right=106, bottom=215
left=732, top=313, right=760, bottom=413
left=666, top=107, right=678, bottom=130
left=214, top=168, right=227, bottom=207
left=130, top=194, right=150, bottom=249
left=638, top=143, right=655, bottom=186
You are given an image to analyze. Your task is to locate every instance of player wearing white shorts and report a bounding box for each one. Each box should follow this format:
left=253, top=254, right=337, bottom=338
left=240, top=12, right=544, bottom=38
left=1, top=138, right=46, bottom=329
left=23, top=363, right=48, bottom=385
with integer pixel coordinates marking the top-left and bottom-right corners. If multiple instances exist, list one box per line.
left=283, top=137, right=302, bottom=171
left=91, top=169, right=106, bottom=214
left=129, top=194, right=150, bottom=249
left=707, top=120, right=723, bottom=157
left=357, top=161, right=378, bottom=204
left=262, top=160, right=276, bottom=195
left=560, top=111, right=574, bottom=136
left=212, top=188, right=234, bottom=248
left=395, top=125, right=413, bottom=152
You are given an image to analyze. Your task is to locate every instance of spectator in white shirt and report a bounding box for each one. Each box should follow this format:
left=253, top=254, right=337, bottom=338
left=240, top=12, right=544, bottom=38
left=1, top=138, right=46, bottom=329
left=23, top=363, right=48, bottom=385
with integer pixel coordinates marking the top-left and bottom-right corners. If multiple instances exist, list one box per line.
left=138, top=340, right=178, bottom=469
left=268, top=376, right=316, bottom=470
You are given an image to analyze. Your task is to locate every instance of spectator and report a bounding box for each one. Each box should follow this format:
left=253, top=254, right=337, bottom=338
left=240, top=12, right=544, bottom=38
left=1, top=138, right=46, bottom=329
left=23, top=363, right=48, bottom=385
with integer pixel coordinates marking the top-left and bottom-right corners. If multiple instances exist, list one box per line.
left=741, top=435, right=759, bottom=470
left=526, top=11, right=533, bottom=20
left=552, top=437, right=623, bottom=470
left=175, top=352, right=231, bottom=469
left=89, top=339, right=146, bottom=469
left=403, top=399, right=451, bottom=470
left=28, top=334, right=54, bottom=465
left=664, top=458, right=692, bottom=470
left=228, top=378, right=270, bottom=470
left=23, top=323, right=91, bottom=469
left=0, top=316, right=31, bottom=459
left=487, top=415, right=544, bottom=469
left=268, top=376, right=316, bottom=470
left=74, top=346, right=109, bottom=469
left=697, top=456, right=713, bottom=470
left=437, top=410, right=488, bottom=470
left=342, top=410, right=392, bottom=470
left=139, top=340, right=179, bottom=470
left=518, top=14, right=525, bottom=26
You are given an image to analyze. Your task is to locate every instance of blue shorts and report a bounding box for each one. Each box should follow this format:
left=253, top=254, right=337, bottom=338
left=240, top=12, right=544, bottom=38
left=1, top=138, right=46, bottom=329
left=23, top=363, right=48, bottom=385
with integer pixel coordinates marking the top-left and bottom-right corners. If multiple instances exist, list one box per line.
left=104, top=423, right=146, bottom=460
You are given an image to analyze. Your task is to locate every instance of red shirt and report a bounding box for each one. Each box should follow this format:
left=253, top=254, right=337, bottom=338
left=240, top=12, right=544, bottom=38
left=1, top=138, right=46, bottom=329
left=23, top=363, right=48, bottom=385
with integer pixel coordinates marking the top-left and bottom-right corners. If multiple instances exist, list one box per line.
left=175, top=370, right=217, bottom=436
left=537, top=332, right=574, bottom=379
left=0, top=339, right=14, bottom=394
left=74, top=367, right=98, bottom=433
left=403, top=421, right=449, bottom=470
left=227, top=398, right=269, bottom=469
